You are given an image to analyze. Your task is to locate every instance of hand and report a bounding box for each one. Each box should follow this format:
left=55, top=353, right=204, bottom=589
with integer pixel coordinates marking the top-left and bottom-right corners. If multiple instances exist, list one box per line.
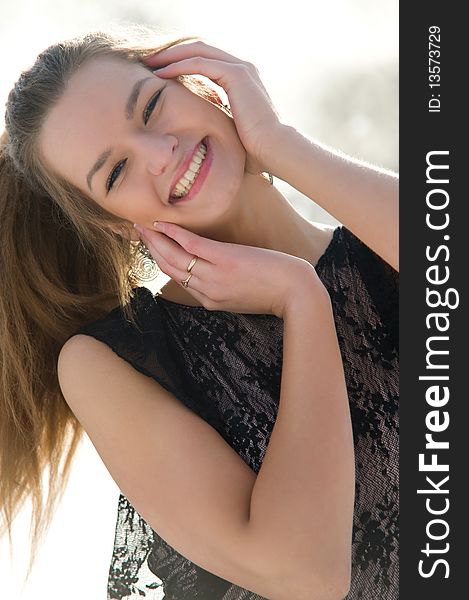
left=134, top=221, right=323, bottom=318
left=142, top=40, right=283, bottom=176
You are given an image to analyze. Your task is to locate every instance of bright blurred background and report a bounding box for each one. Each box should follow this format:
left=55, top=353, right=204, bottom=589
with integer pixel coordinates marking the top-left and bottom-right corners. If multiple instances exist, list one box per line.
left=0, top=0, right=398, bottom=597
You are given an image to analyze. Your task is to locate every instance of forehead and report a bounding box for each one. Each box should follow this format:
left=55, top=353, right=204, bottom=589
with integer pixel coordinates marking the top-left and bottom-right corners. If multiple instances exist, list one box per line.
left=39, top=56, right=155, bottom=189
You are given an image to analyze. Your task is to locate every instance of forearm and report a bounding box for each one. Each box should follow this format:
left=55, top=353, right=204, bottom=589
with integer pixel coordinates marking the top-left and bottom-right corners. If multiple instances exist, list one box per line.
left=264, top=125, right=399, bottom=271
left=247, top=281, right=354, bottom=597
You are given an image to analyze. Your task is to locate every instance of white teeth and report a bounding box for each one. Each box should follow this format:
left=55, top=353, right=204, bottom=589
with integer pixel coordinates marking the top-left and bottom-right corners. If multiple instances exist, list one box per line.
left=184, top=169, right=197, bottom=181
left=171, top=142, right=207, bottom=199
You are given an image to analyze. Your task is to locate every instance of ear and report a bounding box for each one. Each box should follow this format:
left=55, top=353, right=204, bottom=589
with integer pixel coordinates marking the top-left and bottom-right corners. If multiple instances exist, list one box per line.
left=207, top=88, right=222, bottom=104
left=195, top=79, right=226, bottom=109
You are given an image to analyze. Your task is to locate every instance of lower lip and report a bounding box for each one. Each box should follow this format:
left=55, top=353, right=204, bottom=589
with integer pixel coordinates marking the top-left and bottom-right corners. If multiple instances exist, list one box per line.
left=171, top=137, right=212, bottom=204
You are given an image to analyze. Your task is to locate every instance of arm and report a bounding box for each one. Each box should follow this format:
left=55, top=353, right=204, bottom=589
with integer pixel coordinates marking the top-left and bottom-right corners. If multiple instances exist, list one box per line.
left=248, top=281, right=355, bottom=599
left=58, top=280, right=353, bottom=600
left=264, top=125, right=399, bottom=272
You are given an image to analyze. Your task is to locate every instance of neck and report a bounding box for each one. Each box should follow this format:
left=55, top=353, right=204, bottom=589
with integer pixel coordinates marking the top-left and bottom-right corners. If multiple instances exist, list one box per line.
left=191, top=173, right=317, bottom=264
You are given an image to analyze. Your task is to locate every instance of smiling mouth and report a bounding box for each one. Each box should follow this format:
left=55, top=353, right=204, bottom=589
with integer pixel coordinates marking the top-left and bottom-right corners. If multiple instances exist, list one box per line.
left=169, top=138, right=208, bottom=202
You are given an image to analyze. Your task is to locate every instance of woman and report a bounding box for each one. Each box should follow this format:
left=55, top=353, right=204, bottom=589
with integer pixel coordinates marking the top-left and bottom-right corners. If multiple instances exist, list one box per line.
left=0, top=30, right=398, bottom=600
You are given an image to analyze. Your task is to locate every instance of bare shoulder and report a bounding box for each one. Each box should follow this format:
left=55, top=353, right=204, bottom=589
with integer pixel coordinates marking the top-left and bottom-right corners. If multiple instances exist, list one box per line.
left=58, top=333, right=125, bottom=390
left=59, top=333, right=111, bottom=369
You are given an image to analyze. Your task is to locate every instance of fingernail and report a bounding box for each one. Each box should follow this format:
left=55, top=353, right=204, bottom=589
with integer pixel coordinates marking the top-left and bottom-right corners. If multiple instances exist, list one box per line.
left=153, top=221, right=164, bottom=230
left=134, top=223, right=144, bottom=234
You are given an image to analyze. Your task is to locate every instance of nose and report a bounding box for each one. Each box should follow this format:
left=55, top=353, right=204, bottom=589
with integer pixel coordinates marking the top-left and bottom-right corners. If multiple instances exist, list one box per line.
left=140, top=134, right=178, bottom=176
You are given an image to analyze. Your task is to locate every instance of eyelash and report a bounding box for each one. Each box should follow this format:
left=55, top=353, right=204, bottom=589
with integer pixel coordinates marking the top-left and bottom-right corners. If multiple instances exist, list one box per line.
left=106, top=158, right=127, bottom=193
left=106, top=87, right=164, bottom=193
left=143, top=88, right=163, bottom=125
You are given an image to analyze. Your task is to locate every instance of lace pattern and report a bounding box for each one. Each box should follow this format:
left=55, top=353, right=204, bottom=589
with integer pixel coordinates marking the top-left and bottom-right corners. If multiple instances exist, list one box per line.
left=76, top=226, right=399, bottom=599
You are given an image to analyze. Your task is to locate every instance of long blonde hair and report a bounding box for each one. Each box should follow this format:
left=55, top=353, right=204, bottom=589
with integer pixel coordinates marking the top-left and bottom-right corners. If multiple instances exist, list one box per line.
left=0, top=27, right=227, bottom=581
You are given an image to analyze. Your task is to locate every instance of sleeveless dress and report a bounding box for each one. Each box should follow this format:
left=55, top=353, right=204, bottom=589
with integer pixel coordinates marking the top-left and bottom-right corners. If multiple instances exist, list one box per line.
left=75, top=225, right=399, bottom=600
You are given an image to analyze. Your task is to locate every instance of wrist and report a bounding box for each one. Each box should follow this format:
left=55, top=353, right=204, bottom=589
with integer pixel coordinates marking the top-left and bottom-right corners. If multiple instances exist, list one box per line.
left=258, top=123, right=299, bottom=175
left=279, top=267, right=331, bottom=319
left=284, top=285, right=331, bottom=318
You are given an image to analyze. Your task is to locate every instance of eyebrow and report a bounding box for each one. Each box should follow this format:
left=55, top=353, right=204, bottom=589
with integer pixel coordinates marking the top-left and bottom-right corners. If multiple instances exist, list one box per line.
left=87, top=148, right=111, bottom=191
left=125, top=77, right=154, bottom=120
left=86, top=76, right=154, bottom=191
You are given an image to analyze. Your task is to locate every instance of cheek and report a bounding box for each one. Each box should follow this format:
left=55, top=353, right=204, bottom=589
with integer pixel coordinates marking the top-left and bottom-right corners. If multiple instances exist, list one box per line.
left=116, top=180, right=165, bottom=224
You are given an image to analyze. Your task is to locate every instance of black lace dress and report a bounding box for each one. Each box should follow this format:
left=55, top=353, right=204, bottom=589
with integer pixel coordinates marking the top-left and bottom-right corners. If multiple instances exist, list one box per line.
left=75, top=225, right=399, bottom=600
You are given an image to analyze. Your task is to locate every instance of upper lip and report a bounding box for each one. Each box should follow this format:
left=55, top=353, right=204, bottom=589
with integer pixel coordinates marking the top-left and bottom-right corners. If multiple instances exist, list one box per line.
left=168, top=138, right=205, bottom=203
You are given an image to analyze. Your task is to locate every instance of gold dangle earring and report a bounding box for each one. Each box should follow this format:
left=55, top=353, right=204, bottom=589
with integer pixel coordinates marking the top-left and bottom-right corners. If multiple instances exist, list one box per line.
left=134, top=239, right=160, bottom=282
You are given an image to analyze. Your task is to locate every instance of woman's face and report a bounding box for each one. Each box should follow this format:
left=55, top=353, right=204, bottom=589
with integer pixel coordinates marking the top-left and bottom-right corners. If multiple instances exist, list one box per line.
left=39, top=55, right=247, bottom=235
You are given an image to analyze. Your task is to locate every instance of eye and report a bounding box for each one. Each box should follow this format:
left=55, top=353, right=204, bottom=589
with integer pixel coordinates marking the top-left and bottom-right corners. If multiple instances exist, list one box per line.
left=143, top=87, right=164, bottom=125
left=106, top=159, right=127, bottom=193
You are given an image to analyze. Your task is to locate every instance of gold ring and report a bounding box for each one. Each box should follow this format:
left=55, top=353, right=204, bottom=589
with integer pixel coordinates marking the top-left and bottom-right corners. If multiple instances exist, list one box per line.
left=187, top=256, right=198, bottom=272
left=181, top=273, right=193, bottom=288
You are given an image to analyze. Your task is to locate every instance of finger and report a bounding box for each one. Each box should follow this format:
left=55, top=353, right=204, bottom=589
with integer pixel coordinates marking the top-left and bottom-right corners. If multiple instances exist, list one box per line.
left=150, top=57, right=250, bottom=95
left=152, top=221, right=224, bottom=264
left=137, top=227, right=195, bottom=270
left=143, top=40, right=247, bottom=68
left=136, top=227, right=207, bottom=276
left=150, top=242, right=212, bottom=304
left=139, top=231, right=209, bottom=295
